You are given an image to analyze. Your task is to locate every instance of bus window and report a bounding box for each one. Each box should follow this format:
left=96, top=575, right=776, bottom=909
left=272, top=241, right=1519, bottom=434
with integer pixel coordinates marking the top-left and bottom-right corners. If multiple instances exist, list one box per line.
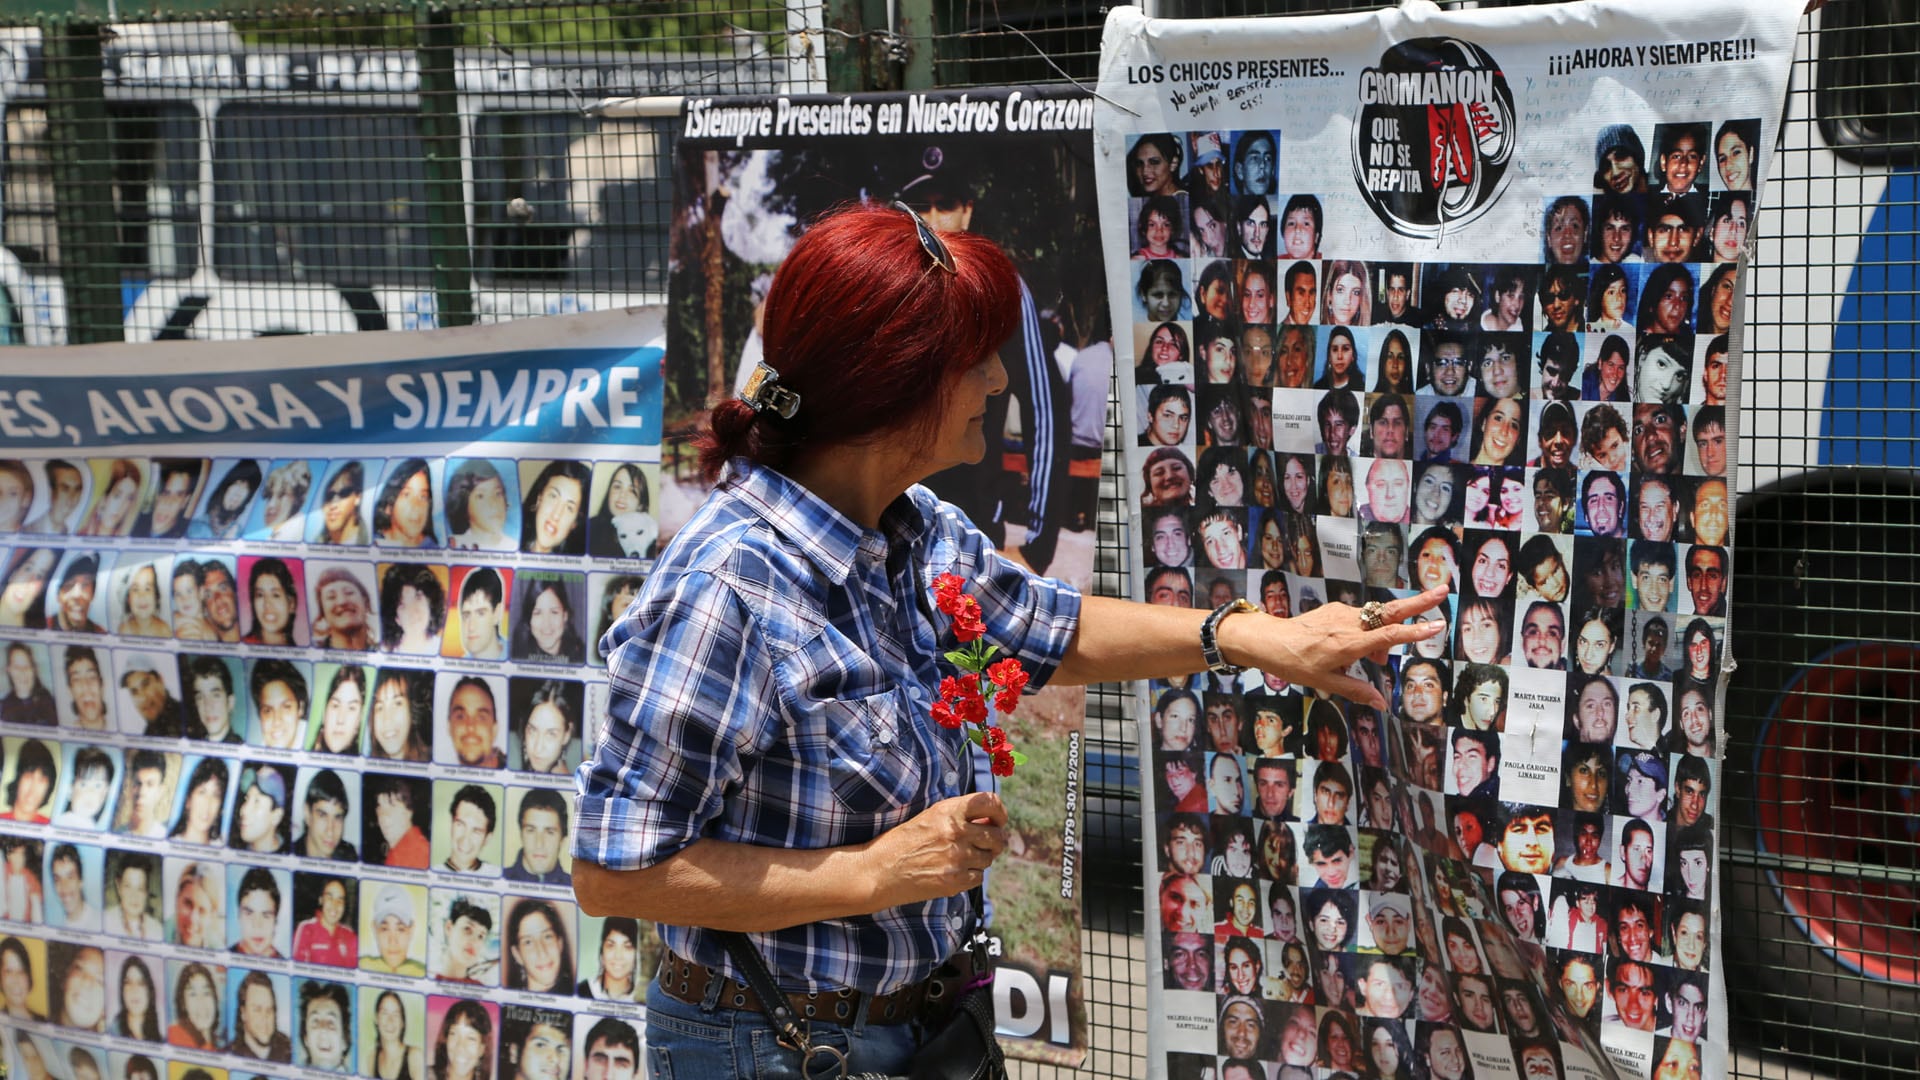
left=471, top=111, right=670, bottom=294
left=212, top=104, right=431, bottom=283
left=2, top=106, right=55, bottom=268
left=1817, top=1, right=1920, bottom=163
left=113, top=107, right=202, bottom=280
left=1, top=104, right=199, bottom=279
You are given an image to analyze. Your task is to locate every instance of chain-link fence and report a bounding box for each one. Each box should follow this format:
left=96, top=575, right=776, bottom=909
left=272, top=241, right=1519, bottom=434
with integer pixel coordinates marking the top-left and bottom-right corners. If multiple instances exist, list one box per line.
left=0, top=1, right=1913, bottom=1078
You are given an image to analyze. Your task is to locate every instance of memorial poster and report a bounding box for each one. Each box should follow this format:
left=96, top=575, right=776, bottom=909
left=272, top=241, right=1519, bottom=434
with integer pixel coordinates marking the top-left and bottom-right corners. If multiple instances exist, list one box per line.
left=1094, top=2, right=1800, bottom=1076
left=667, top=85, right=1109, bottom=1064
left=0, top=310, right=663, bottom=1080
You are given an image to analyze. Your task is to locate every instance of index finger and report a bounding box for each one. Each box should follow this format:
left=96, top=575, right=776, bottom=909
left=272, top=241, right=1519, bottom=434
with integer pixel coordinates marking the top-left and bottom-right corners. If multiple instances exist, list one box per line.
left=960, top=790, right=1008, bottom=826
left=1379, top=585, right=1449, bottom=625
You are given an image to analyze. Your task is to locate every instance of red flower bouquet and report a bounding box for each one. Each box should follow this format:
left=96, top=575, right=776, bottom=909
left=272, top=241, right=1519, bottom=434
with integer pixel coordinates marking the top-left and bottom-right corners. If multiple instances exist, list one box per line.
left=929, top=573, right=1029, bottom=776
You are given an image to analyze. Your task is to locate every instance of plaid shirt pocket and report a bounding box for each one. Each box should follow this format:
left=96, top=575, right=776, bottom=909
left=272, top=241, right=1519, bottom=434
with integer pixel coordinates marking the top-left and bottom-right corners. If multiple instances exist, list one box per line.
left=819, top=688, right=925, bottom=814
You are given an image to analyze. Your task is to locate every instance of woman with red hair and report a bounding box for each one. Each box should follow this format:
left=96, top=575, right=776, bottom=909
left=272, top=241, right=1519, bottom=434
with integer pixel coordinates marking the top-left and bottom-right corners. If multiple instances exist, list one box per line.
left=573, top=202, right=1445, bottom=1075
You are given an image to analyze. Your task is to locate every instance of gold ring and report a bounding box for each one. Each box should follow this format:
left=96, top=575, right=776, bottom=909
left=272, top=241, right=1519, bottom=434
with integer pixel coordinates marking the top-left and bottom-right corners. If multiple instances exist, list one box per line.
left=1359, top=601, right=1387, bottom=631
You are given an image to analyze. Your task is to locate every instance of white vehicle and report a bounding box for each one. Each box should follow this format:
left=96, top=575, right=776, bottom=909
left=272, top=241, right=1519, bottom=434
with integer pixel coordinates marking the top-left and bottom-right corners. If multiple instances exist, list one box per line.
left=0, top=21, right=810, bottom=342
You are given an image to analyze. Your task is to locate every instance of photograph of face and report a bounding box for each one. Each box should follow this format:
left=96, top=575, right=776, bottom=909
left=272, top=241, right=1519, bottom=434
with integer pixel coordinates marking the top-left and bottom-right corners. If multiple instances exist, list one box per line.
left=0, top=548, right=57, bottom=630
left=102, top=950, right=164, bottom=1043
left=572, top=1012, right=641, bottom=1080
left=432, top=780, right=504, bottom=878
left=44, top=842, right=103, bottom=932
left=436, top=674, right=508, bottom=770
left=48, top=550, right=114, bottom=635
left=500, top=897, right=577, bottom=996
left=53, top=644, right=114, bottom=732
left=165, top=957, right=227, bottom=1049
left=422, top=1000, right=497, bottom=1080
left=245, top=658, right=313, bottom=750
left=228, top=865, right=293, bottom=961
left=224, top=967, right=291, bottom=1064
left=292, top=977, right=354, bottom=1072
left=519, top=461, right=591, bottom=557
left=111, top=750, right=180, bottom=840
left=305, top=665, right=369, bottom=756
left=290, top=873, right=359, bottom=973
left=588, top=461, right=659, bottom=561
left=48, top=939, right=109, bottom=1033
left=165, top=756, right=234, bottom=848
left=510, top=573, right=587, bottom=667
left=108, top=555, right=173, bottom=640
left=445, top=458, right=521, bottom=553
left=365, top=669, right=433, bottom=763
left=239, top=556, right=309, bottom=648
left=575, top=916, right=656, bottom=1005
left=306, top=561, right=378, bottom=652
left=1, top=934, right=49, bottom=1022
left=24, top=459, right=92, bottom=536
left=51, top=1035, right=115, bottom=1080
left=358, top=985, right=427, bottom=1080
left=590, top=573, right=643, bottom=665
left=1, top=735, right=57, bottom=824
left=246, top=458, right=319, bottom=544
left=428, top=891, right=502, bottom=987
left=509, top=679, right=582, bottom=777
left=363, top=773, right=433, bottom=871
left=289, top=768, right=361, bottom=864
left=374, top=458, right=443, bottom=550
left=189, top=460, right=263, bottom=542
left=358, top=881, right=428, bottom=977
left=446, top=567, right=512, bottom=661
left=174, top=655, right=243, bottom=744
left=309, top=461, right=373, bottom=546
left=227, top=764, right=293, bottom=857
left=377, top=563, right=449, bottom=657
left=502, top=787, right=573, bottom=887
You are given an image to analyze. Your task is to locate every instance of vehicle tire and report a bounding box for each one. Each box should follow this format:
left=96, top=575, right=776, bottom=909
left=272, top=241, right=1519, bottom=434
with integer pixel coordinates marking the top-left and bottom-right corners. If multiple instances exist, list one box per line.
left=1722, top=472, right=1920, bottom=1076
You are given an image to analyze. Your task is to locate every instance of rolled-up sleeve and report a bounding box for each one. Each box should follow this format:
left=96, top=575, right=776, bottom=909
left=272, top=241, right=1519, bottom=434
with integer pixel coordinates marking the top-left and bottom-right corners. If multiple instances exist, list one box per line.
left=936, top=501, right=1082, bottom=690
left=573, top=569, right=776, bottom=872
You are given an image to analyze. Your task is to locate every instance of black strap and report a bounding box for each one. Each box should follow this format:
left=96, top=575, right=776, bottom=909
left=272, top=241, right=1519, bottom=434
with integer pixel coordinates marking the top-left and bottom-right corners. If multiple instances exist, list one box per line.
left=715, top=929, right=812, bottom=1049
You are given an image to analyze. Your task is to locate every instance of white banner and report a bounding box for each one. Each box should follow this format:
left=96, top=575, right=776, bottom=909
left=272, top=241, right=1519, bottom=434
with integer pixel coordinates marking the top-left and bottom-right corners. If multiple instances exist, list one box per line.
left=1094, top=1, right=1800, bottom=1077
left=0, top=308, right=665, bottom=1080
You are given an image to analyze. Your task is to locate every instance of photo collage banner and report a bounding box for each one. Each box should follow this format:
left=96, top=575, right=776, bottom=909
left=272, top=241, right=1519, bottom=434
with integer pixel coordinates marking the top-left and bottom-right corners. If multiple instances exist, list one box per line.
left=1094, top=1, right=1800, bottom=1078
left=0, top=310, right=668, bottom=1080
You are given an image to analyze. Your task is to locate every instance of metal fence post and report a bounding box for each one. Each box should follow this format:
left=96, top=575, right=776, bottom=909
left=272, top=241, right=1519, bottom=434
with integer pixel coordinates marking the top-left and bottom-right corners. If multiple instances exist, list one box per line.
left=416, top=1, right=475, bottom=327
left=41, top=17, right=122, bottom=344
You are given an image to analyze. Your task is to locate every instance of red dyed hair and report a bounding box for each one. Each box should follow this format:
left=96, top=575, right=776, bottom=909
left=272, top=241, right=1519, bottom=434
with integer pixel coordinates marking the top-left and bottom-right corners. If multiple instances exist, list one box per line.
left=696, top=202, right=1022, bottom=483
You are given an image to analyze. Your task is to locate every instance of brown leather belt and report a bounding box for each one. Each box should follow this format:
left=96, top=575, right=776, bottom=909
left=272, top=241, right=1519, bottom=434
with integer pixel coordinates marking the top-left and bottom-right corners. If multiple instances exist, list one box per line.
left=655, top=947, right=972, bottom=1026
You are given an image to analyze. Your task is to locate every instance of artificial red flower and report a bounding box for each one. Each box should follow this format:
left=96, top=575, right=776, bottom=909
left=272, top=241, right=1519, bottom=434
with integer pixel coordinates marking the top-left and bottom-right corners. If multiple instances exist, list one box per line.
left=932, top=573, right=968, bottom=616
left=930, top=699, right=964, bottom=729
left=939, top=675, right=968, bottom=702
left=953, top=679, right=988, bottom=725
left=951, top=596, right=987, bottom=643
left=986, top=659, right=1028, bottom=712
left=990, top=750, right=1016, bottom=777
left=982, top=726, right=1008, bottom=752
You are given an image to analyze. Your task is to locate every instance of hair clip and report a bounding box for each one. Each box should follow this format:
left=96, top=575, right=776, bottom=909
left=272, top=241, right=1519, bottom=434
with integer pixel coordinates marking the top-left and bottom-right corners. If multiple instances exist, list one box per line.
left=892, top=200, right=957, bottom=274
left=740, top=363, right=801, bottom=419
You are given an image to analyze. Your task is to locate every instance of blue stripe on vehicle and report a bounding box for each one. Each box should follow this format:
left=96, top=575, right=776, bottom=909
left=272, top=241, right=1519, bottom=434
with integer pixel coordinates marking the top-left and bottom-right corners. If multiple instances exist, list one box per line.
left=1820, top=170, right=1920, bottom=466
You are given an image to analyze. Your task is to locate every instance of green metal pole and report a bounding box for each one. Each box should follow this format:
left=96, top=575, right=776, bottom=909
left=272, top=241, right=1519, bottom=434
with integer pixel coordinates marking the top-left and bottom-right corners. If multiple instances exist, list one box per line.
left=892, top=0, right=935, bottom=90
left=415, top=2, right=474, bottom=328
left=41, top=18, right=122, bottom=344
left=822, top=0, right=871, bottom=92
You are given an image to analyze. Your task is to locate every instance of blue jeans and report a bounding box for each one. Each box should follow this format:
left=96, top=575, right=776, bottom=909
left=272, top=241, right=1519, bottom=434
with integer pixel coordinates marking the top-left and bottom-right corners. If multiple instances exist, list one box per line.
left=645, top=972, right=925, bottom=1079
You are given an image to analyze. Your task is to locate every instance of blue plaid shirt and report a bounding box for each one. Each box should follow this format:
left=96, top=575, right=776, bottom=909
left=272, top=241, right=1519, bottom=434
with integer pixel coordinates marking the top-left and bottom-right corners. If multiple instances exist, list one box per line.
left=574, top=459, right=1081, bottom=994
